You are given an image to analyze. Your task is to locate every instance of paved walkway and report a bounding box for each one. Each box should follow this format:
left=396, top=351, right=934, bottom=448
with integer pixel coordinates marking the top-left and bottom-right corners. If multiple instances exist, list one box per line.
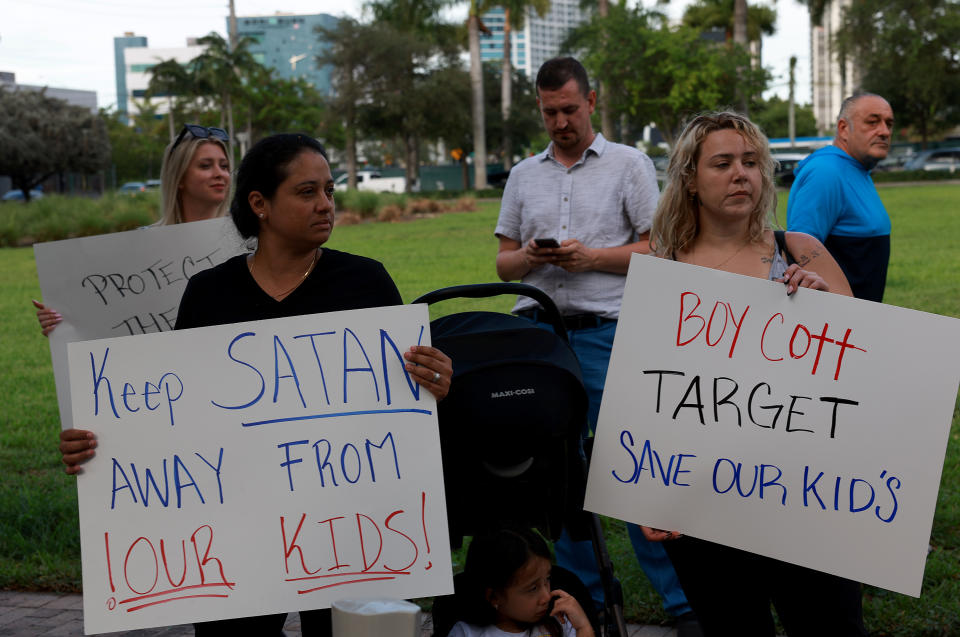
left=0, top=591, right=679, bottom=636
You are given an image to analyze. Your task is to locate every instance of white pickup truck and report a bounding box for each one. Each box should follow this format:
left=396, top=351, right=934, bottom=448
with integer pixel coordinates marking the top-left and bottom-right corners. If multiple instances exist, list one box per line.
left=334, top=170, right=413, bottom=193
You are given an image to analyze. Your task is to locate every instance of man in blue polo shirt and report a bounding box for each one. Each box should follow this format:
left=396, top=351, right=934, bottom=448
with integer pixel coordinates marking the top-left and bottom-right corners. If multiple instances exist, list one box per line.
left=787, top=93, right=894, bottom=302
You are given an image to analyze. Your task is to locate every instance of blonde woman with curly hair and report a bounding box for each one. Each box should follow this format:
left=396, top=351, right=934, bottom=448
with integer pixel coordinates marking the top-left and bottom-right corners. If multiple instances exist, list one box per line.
left=651, top=111, right=850, bottom=295
left=34, top=124, right=232, bottom=334
left=645, top=112, right=866, bottom=636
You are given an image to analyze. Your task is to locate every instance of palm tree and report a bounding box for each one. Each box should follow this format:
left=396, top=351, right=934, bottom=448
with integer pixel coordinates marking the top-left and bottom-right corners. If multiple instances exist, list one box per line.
left=190, top=32, right=260, bottom=154
left=681, top=0, right=776, bottom=46
left=497, top=0, right=550, bottom=170
left=146, top=59, right=191, bottom=143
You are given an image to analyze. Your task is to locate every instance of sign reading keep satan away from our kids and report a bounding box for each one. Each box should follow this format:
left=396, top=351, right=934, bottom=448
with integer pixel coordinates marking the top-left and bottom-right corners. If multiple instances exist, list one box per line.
left=585, top=255, right=960, bottom=597
left=34, top=217, right=248, bottom=430
left=67, top=304, right=452, bottom=634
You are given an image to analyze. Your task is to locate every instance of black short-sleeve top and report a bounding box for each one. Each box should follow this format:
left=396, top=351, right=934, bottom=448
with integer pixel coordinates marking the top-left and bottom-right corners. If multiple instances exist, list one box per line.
left=175, top=249, right=404, bottom=330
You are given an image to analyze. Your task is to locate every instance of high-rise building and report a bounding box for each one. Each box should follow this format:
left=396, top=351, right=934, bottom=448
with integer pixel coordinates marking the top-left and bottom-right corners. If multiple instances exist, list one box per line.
left=121, top=40, right=206, bottom=121
left=232, top=12, right=339, bottom=95
left=480, top=0, right=590, bottom=78
left=810, top=0, right=861, bottom=135
left=114, top=33, right=148, bottom=123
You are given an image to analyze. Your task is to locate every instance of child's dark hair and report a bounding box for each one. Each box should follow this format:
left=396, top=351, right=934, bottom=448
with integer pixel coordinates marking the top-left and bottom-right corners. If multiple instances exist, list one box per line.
left=230, top=133, right=329, bottom=239
left=459, top=526, right=562, bottom=637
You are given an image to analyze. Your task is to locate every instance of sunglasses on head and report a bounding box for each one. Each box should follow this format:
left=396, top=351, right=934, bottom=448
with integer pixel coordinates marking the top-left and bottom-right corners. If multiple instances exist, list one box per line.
left=172, top=124, right=229, bottom=151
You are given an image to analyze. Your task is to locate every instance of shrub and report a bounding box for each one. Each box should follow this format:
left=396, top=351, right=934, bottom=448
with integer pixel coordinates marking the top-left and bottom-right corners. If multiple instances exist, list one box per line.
left=377, top=205, right=407, bottom=223
left=336, top=211, right=364, bottom=226
left=453, top=196, right=477, bottom=212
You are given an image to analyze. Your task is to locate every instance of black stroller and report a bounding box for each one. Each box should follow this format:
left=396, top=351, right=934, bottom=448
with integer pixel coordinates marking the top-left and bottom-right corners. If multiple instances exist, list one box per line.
left=413, top=282, right=628, bottom=637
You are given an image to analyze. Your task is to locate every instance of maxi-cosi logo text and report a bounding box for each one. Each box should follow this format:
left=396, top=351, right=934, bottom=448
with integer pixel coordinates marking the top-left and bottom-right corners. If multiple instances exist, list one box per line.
left=490, top=388, right=536, bottom=398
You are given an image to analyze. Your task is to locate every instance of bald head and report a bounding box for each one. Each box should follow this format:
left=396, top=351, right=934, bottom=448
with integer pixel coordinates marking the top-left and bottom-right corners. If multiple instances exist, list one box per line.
left=835, top=94, right=894, bottom=170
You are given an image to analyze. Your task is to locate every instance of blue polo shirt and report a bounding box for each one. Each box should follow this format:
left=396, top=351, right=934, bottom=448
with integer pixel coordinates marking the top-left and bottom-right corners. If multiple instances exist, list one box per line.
left=787, top=146, right=891, bottom=302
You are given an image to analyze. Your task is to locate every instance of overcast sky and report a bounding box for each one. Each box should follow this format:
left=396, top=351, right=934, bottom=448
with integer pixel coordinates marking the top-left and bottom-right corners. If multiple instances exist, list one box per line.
left=1, top=0, right=810, bottom=112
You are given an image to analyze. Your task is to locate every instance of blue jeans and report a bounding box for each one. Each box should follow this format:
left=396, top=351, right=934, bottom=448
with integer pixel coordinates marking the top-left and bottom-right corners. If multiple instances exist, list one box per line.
left=526, top=316, right=692, bottom=617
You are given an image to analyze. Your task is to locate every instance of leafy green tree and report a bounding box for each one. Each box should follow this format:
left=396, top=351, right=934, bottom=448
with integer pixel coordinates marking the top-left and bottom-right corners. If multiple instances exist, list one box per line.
left=565, top=4, right=768, bottom=145
left=429, top=61, right=543, bottom=187
left=835, top=0, right=960, bottom=147
left=101, top=107, right=168, bottom=185
left=682, top=0, right=775, bottom=115
left=247, top=76, right=337, bottom=143
left=361, top=0, right=461, bottom=190
left=751, top=96, right=818, bottom=139
left=0, top=87, right=111, bottom=200
left=317, top=17, right=373, bottom=188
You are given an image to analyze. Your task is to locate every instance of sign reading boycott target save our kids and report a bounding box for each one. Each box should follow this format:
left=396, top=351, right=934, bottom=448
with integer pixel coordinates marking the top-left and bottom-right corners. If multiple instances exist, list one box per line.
left=67, top=303, right=452, bottom=634
left=585, top=254, right=960, bottom=597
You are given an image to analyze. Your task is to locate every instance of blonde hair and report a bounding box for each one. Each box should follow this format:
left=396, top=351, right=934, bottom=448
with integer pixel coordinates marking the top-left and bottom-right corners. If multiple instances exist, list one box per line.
left=158, top=135, right=231, bottom=226
left=651, top=111, right=777, bottom=257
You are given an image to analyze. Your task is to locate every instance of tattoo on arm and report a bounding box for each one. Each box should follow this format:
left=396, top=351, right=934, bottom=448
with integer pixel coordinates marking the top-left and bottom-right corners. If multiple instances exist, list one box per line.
left=795, top=248, right=820, bottom=267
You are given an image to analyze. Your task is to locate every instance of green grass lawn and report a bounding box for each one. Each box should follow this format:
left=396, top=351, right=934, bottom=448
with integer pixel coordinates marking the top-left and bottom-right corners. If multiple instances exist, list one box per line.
left=1, top=184, right=958, bottom=634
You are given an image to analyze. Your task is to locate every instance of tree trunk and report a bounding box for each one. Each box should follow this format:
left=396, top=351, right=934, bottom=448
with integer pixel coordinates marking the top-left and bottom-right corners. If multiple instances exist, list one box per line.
left=167, top=98, right=176, bottom=143
left=597, top=0, right=615, bottom=140
left=345, top=117, right=358, bottom=190
left=788, top=56, right=796, bottom=148
left=501, top=10, right=513, bottom=172
left=468, top=7, right=488, bottom=190
left=733, top=0, right=749, bottom=115
left=225, top=92, right=236, bottom=161
left=405, top=134, right=418, bottom=192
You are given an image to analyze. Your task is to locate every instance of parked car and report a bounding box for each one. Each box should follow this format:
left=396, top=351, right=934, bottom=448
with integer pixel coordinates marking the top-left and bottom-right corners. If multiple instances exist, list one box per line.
left=903, top=147, right=960, bottom=173
left=772, top=153, right=808, bottom=187
left=118, top=181, right=147, bottom=195
left=873, top=153, right=912, bottom=172
left=334, top=170, right=413, bottom=193
left=144, top=179, right=162, bottom=190
left=1, top=189, right=44, bottom=202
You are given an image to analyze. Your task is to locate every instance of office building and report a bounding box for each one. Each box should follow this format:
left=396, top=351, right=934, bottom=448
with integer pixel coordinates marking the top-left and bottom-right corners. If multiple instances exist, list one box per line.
left=119, top=40, right=205, bottom=121
left=232, top=12, right=339, bottom=94
left=810, top=0, right=861, bottom=134
left=480, top=0, right=590, bottom=77
left=0, top=71, right=97, bottom=113
left=114, top=33, right=149, bottom=123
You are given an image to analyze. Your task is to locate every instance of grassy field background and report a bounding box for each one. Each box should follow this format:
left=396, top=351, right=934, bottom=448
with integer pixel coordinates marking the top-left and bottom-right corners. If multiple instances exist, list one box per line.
left=1, top=184, right=958, bottom=634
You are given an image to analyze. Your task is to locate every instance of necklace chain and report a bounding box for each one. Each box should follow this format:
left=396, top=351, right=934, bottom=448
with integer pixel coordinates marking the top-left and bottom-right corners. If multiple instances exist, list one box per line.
left=709, top=240, right=750, bottom=269
left=250, top=249, right=318, bottom=300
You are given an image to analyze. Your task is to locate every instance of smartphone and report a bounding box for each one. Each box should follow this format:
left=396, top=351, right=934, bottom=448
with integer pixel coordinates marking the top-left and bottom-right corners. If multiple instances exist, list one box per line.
left=534, top=238, right=559, bottom=248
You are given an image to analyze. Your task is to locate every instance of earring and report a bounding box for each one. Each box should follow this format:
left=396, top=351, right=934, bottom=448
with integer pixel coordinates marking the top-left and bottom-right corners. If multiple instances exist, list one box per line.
left=258, top=214, right=264, bottom=219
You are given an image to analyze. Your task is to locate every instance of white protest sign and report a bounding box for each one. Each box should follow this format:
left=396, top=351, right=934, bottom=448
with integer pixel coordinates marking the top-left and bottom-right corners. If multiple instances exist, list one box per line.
left=68, top=303, right=452, bottom=634
left=585, top=255, right=959, bottom=597
left=34, top=217, right=248, bottom=430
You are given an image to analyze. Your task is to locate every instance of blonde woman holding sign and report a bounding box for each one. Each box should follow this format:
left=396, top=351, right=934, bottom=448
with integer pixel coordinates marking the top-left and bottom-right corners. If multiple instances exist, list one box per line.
left=44, top=125, right=231, bottom=468
left=34, top=124, right=232, bottom=336
left=645, top=111, right=865, bottom=636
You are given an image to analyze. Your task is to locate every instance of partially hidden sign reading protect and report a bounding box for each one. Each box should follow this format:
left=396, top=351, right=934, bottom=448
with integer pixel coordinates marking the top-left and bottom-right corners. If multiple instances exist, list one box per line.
left=68, top=303, right=452, bottom=634
left=34, top=217, right=248, bottom=430
left=585, top=254, right=959, bottom=597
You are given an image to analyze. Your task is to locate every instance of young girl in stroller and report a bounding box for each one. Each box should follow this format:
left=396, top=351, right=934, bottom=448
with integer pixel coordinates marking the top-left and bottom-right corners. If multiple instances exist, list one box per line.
left=448, top=526, right=596, bottom=637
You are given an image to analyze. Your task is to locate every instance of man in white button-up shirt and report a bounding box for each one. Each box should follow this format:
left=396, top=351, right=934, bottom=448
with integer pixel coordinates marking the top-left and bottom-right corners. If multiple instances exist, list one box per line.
left=495, top=57, right=699, bottom=635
